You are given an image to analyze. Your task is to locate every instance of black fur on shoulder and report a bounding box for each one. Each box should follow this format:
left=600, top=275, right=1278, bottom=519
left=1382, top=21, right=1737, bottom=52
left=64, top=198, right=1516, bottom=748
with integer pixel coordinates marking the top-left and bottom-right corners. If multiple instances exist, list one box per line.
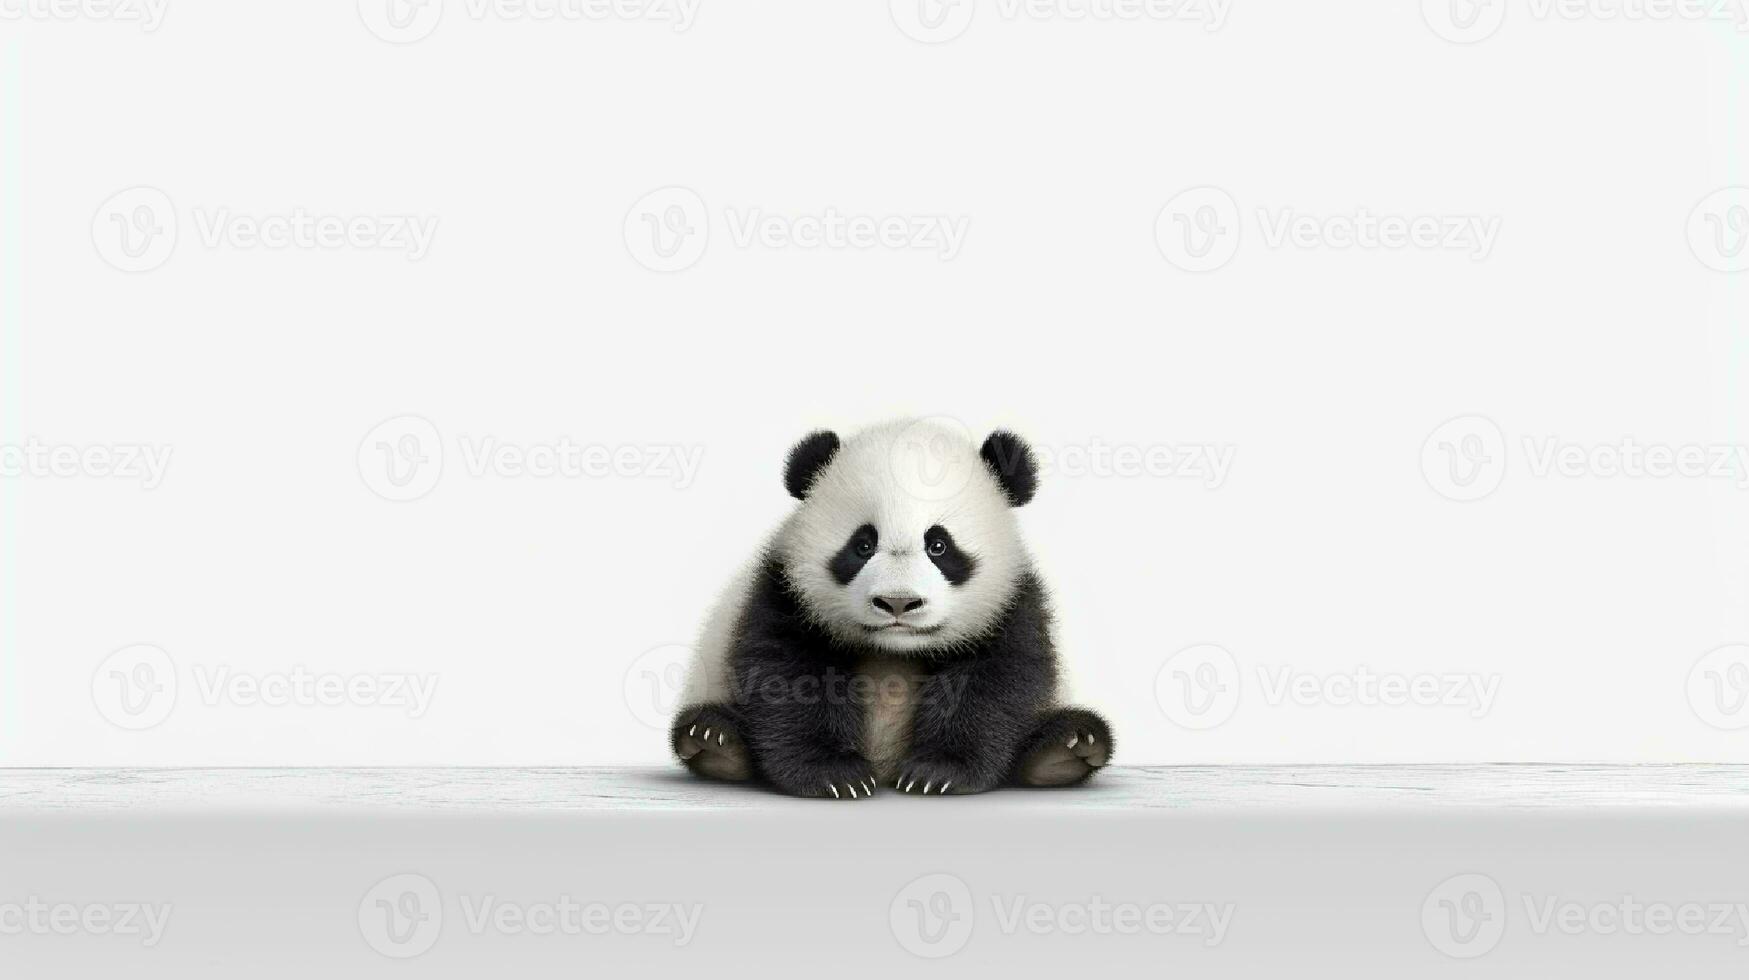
left=670, top=555, right=1112, bottom=798
left=783, top=430, right=840, bottom=500
left=980, top=431, right=1038, bottom=506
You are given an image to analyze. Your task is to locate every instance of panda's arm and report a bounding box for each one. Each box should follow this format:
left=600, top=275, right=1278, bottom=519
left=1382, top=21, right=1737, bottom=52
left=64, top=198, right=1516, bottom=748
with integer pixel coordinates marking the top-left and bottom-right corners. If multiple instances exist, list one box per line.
left=730, top=560, right=879, bottom=799
left=899, top=575, right=1058, bottom=794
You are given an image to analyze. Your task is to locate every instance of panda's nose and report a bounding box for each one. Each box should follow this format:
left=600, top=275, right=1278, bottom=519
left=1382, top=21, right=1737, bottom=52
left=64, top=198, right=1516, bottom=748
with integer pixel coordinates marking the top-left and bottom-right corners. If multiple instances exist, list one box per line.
left=872, top=594, right=927, bottom=617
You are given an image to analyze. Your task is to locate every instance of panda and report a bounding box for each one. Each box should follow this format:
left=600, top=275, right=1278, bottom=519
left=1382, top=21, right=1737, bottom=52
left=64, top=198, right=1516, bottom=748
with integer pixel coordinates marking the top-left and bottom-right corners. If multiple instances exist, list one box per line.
left=670, top=418, right=1112, bottom=799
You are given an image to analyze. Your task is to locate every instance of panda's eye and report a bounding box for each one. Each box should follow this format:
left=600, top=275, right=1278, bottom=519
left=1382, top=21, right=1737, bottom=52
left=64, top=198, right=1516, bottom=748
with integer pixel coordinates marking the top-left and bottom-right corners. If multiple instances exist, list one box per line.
left=855, top=540, right=875, bottom=558
left=926, top=538, right=947, bottom=557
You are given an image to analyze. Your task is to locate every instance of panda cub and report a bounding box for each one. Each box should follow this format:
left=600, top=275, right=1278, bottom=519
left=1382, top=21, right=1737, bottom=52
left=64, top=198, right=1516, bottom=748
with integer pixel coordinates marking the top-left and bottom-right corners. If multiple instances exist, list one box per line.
left=671, top=419, right=1112, bottom=799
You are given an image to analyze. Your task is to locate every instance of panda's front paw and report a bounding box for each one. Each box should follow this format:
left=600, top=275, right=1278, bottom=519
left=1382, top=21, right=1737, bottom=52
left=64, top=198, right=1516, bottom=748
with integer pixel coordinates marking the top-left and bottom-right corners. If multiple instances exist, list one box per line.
left=771, top=755, right=878, bottom=801
left=895, top=757, right=990, bottom=796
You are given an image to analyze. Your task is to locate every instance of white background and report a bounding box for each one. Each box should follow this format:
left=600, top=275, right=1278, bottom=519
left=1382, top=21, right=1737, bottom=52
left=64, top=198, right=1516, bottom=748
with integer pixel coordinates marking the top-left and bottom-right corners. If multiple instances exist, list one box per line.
left=3, top=0, right=1747, bottom=766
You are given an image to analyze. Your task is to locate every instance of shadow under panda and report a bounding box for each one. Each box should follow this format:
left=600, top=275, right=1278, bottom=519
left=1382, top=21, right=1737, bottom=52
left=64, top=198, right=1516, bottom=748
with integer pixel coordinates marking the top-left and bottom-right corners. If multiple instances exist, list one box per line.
left=671, top=419, right=1112, bottom=799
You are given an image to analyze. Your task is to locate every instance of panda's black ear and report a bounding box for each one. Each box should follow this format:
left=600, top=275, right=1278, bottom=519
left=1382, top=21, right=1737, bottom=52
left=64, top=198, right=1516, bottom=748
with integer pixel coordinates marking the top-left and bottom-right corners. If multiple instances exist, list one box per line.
left=784, top=430, right=840, bottom=500
left=980, top=431, right=1038, bottom=507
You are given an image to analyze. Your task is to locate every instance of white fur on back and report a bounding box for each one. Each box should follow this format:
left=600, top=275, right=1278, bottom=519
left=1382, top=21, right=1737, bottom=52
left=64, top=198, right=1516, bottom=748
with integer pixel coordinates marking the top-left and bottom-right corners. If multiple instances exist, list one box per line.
left=678, top=559, right=755, bottom=710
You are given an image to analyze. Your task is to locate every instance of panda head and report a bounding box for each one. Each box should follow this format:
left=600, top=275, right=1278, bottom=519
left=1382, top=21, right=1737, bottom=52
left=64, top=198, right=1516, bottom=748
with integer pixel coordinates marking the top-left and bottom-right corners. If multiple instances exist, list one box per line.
left=773, top=419, right=1039, bottom=654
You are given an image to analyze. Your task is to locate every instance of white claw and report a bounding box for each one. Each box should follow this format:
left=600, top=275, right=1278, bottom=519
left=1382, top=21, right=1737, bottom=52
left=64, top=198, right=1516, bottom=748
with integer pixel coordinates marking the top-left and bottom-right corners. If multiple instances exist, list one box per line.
left=1087, top=732, right=1096, bottom=744
left=702, top=728, right=712, bottom=741
left=688, top=725, right=696, bottom=736
left=923, top=781, right=932, bottom=794
left=848, top=784, right=859, bottom=799
left=940, top=781, right=952, bottom=794
left=896, top=775, right=904, bottom=789
left=717, top=733, right=725, bottom=746
left=905, top=778, right=916, bottom=792
left=862, top=780, right=873, bottom=795
left=829, top=784, right=839, bottom=799
left=1067, top=734, right=1079, bottom=748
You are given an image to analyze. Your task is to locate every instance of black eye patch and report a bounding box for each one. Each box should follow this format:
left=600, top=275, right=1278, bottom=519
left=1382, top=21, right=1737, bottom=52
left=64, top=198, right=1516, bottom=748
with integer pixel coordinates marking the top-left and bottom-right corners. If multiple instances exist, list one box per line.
left=924, top=525, right=976, bottom=585
left=827, top=524, right=878, bottom=585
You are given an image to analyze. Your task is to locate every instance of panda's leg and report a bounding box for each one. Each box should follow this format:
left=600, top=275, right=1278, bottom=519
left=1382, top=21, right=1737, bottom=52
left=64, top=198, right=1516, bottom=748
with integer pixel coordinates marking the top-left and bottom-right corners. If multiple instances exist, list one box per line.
left=1008, top=707, right=1112, bottom=787
left=671, top=703, right=753, bottom=783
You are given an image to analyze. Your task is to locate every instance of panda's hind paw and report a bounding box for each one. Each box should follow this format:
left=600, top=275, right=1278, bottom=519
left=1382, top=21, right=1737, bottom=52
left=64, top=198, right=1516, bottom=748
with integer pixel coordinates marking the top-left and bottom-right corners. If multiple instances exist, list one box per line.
left=671, top=704, right=752, bottom=782
left=1013, top=708, right=1112, bottom=787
